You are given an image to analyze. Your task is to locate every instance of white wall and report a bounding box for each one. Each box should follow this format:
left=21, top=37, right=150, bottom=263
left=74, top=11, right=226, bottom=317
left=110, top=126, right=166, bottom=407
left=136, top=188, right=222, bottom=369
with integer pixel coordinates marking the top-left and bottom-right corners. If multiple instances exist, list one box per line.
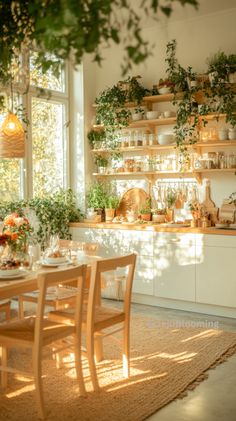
left=81, top=4, right=236, bottom=207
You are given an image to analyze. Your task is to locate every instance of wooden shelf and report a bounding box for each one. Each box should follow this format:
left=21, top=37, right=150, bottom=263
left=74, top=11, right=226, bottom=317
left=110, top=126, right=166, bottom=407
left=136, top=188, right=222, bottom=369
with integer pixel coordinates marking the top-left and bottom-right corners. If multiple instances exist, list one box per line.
left=193, top=140, right=236, bottom=148
left=194, top=168, right=236, bottom=173
left=91, top=140, right=236, bottom=154
left=143, top=92, right=183, bottom=103
left=92, top=92, right=184, bottom=108
left=129, top=117, right=176, bottom=128
left=93, top=170, right=196, bottom=178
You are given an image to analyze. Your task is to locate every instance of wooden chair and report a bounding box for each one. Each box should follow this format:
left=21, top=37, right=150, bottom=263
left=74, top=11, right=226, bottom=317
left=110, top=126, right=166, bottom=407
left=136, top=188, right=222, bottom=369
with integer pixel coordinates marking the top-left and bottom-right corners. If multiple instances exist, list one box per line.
left=0, top=265, right=87, bottom=419
left=18, top=240, right=99, bottom=318
left=48, top=253, right=136, bottom=391
left=0, top=301, right=11, bottom=321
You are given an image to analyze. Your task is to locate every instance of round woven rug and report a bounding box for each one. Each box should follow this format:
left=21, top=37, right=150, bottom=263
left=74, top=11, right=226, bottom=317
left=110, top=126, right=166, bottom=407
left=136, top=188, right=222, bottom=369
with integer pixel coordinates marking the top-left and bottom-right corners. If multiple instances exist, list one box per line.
left=1, top=315, right=236, bottom=421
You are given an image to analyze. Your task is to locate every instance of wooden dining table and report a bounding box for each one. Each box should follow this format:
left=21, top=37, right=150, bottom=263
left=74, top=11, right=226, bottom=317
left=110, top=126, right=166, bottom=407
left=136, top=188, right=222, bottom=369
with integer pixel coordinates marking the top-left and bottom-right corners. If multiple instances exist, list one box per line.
left=0, top=254, right=101, bottom=301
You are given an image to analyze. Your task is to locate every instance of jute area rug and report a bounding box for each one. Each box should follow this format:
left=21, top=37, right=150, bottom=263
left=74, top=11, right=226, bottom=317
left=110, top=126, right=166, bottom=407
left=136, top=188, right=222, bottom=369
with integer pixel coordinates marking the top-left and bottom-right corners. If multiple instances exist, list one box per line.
left=1, top=315, right=236, bottom=421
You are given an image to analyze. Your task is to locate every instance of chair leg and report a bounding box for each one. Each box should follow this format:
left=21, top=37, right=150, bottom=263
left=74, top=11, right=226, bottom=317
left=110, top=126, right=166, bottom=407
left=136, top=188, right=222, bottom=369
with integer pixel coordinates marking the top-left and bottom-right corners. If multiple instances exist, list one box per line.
left=18, top=296, right=25, bottom=319
left=86, top=334, right=100, bottom=391
left=123, top=322, right=130, bottom=378
left=33, top=347, right=45, bottom=420
left=1, top=347, right=8, bottom=389
left=95, top=334, right=104, bottom=363
left=5, top=304, right=11, bottom=321
left=74, top=336, right=86, bottom=396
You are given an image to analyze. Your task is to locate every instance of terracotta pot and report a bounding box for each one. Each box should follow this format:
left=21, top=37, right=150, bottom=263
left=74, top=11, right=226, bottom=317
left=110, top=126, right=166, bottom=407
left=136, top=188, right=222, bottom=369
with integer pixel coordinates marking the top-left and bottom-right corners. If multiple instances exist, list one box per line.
left=105, top=208, right=115, bottom=222
left=140, top=213, right=151, bottom=222
left=166, top=208, right=174, bottom=222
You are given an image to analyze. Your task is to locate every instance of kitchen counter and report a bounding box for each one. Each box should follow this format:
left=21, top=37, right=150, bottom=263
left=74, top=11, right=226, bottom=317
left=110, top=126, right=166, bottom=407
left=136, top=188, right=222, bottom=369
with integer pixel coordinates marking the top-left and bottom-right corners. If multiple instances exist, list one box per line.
left=70, top=222, right=236, bottom=236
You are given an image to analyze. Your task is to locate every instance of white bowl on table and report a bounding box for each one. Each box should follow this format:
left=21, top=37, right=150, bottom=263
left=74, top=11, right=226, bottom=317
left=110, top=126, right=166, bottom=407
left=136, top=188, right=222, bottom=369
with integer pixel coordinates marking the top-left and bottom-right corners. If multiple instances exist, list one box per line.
left=45, top=256, right=68, bottom=264
left=157, top=133, right=175, bottom=145
left=0, top=268, right=21, bottom=276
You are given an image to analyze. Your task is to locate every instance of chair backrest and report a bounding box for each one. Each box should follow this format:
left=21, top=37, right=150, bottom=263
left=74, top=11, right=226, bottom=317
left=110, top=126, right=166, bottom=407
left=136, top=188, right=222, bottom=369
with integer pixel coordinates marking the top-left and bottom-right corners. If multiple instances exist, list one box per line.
left=59, top=239, right=99, bottom=255
left=35, top=265, right=87, bottom=348
left=87, top=254, right=136, bottom=326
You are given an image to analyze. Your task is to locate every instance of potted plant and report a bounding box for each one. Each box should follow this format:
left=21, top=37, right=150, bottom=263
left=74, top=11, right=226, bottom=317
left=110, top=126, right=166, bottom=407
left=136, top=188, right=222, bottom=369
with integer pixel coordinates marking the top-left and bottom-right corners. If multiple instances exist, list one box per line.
left=228, top=54, right=236, bottom=83
left=94, top=154, right=109, bottom=174
left=132, top=106, right=145, bottom=121
left=206, top=51, right=229, bottom=85
left=0, top=189, right=83, bottom=249
left=86, top=182, right=108, bottom=222
left=104, top=194, right=120, bottom=222
left=87, top=129, right=105, bottom=150
left=139, top=197, right=152, bottom=221
left=165, top=190, right=177, bottom=222
left=157, top=78, right=175, bottom=94
left=124, top=75, right=150, bottom=104
left=152, top=208, right=166, bottom=223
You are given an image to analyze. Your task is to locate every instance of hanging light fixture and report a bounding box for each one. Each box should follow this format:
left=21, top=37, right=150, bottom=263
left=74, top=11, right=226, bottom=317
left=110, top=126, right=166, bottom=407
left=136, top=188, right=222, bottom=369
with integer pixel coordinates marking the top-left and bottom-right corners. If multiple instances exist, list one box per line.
left=0, top=81, right=25, bottom=158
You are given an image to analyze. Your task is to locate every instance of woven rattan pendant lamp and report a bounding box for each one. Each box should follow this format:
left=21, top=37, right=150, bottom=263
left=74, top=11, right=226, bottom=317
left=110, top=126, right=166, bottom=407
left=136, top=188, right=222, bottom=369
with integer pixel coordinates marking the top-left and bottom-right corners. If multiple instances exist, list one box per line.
left=0, top=84, right=25, bottom=158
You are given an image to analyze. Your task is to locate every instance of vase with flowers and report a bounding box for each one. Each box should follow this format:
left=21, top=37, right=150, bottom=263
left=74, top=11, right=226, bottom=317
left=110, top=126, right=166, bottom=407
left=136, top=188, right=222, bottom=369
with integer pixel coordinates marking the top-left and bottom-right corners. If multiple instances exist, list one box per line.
left=0, top=213, right=32, bottom=260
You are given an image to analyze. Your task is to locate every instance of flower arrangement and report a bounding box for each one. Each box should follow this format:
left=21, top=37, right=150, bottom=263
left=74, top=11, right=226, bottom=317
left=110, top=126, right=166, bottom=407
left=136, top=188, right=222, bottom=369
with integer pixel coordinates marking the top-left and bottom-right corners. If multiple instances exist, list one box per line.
left=1, top=212, right=32, bottom=253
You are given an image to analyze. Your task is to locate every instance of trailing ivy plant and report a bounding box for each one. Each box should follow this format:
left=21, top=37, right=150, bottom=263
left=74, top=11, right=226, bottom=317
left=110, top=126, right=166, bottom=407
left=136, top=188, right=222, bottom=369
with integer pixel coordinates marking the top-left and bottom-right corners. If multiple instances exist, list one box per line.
left=0, top=189, right=83, bottom=248
left=0, top=0, right=199, bottom=90
left=164, top=41, right=236, bottom=167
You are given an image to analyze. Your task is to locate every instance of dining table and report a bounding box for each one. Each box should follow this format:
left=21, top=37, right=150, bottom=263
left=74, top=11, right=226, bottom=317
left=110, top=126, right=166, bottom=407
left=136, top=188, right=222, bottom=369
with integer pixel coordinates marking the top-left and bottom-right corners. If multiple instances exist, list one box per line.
left=0, top=254, right=101, bottom=302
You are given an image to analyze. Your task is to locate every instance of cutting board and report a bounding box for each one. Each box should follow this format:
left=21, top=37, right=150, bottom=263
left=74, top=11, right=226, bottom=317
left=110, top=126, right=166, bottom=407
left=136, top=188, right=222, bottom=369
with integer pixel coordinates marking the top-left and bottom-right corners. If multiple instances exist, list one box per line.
left=202, top=183, right=218, bottom=223
left=116, top=188, right=148, bottom=216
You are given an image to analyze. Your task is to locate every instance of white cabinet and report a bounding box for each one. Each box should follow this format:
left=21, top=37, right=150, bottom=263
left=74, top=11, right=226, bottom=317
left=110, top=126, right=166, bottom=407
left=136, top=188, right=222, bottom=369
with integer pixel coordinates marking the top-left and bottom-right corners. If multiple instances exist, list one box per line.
left=153, top=232, right=196, bottom=302
left=71, top=226, right=236, bottom=312
left=196, top=234, right=236, bottom=308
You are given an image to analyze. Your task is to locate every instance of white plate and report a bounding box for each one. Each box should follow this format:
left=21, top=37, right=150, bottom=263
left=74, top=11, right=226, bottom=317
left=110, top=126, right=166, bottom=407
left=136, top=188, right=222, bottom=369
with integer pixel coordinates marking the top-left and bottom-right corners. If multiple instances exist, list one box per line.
left=0, top=268, right=21, bottom=277
left=41, top=259, right=71, bottom=267
left=44, top=256, right=68, bottom=264
left=0, top=270, right=27, bottom=280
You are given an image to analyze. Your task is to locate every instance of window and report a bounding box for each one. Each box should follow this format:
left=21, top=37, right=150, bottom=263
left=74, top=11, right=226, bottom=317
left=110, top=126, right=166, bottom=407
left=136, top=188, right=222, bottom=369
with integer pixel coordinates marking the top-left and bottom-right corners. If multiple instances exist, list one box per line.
left=0, top=52, right=69, bottom=200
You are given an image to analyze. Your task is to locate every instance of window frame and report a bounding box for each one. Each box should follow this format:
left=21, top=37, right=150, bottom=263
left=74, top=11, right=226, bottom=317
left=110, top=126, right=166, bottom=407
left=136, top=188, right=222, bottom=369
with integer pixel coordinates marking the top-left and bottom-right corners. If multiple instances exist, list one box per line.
left=0, top=51, right=71, bottom=200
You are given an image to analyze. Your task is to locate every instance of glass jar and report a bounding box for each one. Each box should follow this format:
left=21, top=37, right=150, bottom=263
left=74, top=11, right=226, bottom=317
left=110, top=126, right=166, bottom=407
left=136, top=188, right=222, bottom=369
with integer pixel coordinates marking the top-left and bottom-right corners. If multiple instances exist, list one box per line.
left=228, top=128, right=236, bottom=140
left=229, top=153, right=236, bottom=169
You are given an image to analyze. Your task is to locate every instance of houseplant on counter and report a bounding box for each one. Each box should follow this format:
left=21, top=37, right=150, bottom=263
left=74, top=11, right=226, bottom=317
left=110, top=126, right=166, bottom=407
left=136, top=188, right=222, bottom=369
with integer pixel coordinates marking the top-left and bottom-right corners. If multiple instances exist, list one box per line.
left=165, top=190, right=177, bottom=222
left=86, top=182, right=108, bottom=222
left=151, top=208, right=166, bottom=223
left=104, top=194, right=120, bottom=222
left=139, top=196, right=152, bottom=222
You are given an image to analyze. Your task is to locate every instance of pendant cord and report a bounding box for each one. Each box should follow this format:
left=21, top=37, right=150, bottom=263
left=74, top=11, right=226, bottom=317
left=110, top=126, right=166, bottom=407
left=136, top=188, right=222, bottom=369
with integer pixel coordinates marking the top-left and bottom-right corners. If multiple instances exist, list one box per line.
left=10, top=79, right=14, bottom=114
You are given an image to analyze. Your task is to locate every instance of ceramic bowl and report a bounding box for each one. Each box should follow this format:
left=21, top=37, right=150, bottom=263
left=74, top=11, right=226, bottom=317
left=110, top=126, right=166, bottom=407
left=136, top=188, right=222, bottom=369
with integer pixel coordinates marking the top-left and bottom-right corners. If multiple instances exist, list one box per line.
left=163, top=111, right=174, bottom=118
left=158, top=87, right=171, bottom=95
left=157, top=133, right=175, bottom=145
left=45, top=256, right=68, bottom=264
left=146, top=111, right=159, bottom=120
left=132, top=113, right=143, bottom=121
left=0, top=268, right=21, bottom=276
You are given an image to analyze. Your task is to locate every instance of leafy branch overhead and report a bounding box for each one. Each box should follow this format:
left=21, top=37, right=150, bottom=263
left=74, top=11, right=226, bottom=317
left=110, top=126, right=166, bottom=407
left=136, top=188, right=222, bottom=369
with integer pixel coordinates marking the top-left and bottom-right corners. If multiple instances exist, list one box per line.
left=0, top=0, right=198, bottom=83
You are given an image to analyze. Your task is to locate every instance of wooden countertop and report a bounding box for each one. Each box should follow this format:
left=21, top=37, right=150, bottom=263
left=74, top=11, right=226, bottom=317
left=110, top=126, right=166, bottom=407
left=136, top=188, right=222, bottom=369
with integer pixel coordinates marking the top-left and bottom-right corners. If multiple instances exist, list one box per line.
left=69, top=222, right=236, bottom=236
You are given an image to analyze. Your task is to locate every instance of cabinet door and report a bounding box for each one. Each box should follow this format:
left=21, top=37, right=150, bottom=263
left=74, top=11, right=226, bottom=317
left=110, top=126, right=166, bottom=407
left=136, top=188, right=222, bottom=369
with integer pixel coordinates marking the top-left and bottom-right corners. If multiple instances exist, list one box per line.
left=132, top=256, right=154, bottom=296
left=196, top=245, right=236, bottom=308
left=154, top=234, right=196, bottom=302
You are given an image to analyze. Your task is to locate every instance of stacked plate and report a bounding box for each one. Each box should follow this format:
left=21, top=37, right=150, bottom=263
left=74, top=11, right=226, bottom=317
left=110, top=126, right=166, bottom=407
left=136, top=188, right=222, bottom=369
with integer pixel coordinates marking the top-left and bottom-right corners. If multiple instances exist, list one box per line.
left=0, top=268, right=26, bottom=279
